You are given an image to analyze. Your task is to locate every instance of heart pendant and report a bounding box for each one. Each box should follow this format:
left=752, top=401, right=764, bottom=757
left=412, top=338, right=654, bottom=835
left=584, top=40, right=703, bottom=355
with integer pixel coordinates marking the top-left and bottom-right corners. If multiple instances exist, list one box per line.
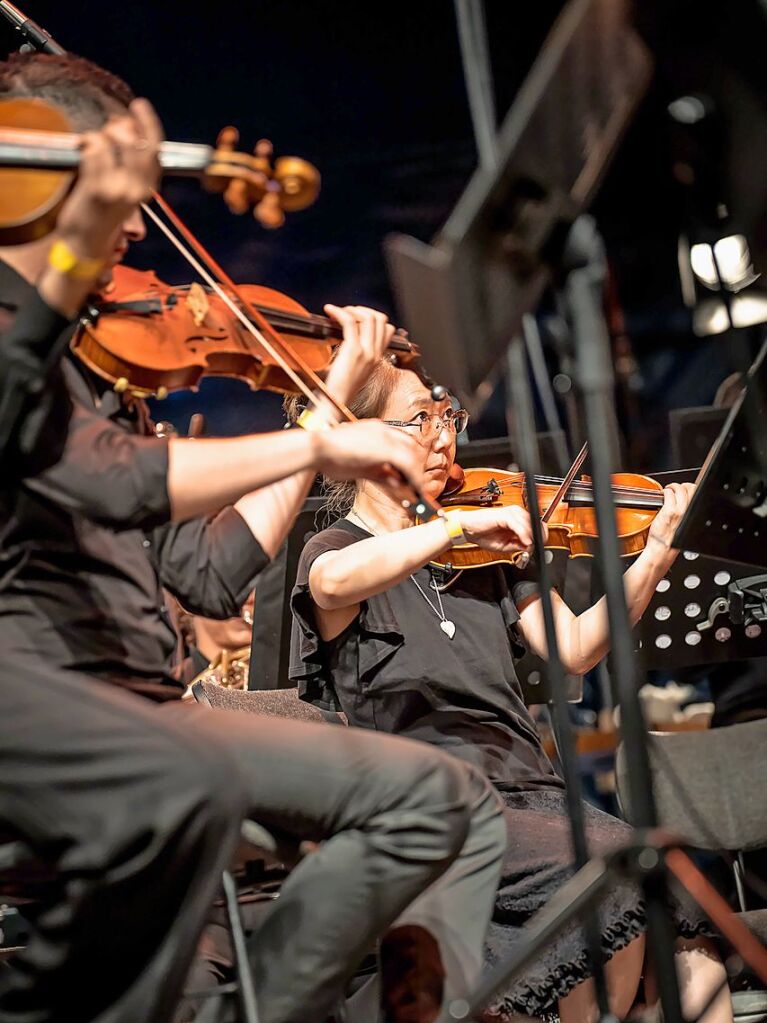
left=440, top=619, right=456, bottom=640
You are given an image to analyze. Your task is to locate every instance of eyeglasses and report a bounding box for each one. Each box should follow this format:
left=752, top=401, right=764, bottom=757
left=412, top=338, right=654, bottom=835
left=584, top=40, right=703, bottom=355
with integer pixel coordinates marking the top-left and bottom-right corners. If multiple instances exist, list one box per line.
left=384, top=408, right=470, bottom=439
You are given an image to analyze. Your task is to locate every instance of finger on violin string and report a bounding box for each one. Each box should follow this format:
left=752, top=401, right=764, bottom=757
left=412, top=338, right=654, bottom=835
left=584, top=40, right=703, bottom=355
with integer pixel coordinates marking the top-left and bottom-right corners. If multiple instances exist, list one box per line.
left=128, top=97, right=164, bottom=151
left=361, top=307, right=391, bottom=360
left=324, top=304, right=360, bottom=347
left=350, top=306, right=381, bottom=361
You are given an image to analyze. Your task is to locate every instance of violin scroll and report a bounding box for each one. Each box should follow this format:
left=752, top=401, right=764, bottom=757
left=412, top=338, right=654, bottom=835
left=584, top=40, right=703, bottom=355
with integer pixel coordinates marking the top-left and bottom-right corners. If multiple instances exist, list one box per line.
left=0, top=98, right=323, bottom=243
left=207, top=129, right=321, bottom=228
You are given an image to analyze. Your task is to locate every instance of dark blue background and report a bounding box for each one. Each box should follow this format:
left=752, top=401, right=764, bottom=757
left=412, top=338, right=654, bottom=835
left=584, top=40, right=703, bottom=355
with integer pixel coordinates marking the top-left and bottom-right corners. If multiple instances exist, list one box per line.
left=2, top=1, right=761, bottom=454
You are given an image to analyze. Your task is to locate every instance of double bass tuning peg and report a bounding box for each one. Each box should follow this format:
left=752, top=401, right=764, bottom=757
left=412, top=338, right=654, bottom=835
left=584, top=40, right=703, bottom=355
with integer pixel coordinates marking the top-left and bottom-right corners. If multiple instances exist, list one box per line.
left=210, top=127, right=321, bottom=229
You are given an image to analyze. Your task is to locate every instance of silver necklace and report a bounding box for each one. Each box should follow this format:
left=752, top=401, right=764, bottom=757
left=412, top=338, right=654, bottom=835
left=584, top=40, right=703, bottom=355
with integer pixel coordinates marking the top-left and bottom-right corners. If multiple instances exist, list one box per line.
left=348, top=509, right=457, bottom=640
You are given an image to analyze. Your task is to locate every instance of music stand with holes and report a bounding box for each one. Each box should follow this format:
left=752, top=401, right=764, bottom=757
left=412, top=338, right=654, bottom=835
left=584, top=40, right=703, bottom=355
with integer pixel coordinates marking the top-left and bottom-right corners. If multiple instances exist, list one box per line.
left=673, top=339, right=767, bottom=568
left=638, top=548, right=767, bottom=671
left=608, top=469, right=767, bottom=669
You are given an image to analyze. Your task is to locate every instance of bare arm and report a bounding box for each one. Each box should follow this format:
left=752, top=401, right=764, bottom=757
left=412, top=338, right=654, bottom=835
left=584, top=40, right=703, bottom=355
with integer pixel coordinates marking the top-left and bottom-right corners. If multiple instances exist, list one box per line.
left=517, top=483, right=694, bottom=674
left=310, top=506, right=535, bottom=640
left=233, top=304, right=394, bottom=558
left=168, top=418, right=424, bottom=526
left=167, top=428, right=322, bottom=523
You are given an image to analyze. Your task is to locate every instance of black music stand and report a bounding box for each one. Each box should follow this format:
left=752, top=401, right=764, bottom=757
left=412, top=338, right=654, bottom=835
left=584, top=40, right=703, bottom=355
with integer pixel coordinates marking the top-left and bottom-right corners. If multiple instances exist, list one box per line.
left=385, top=0, right=652, bottom=414
left=669, top=406, right=728, bottom=473
left=637, top=469, right=767, bottom=669
left=673, top=339, right=767, bottom=568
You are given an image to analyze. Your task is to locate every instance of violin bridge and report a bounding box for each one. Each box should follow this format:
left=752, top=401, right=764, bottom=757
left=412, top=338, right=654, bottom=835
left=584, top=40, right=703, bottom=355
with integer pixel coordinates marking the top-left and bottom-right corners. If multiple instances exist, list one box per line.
left=485, top=479, right=502, bottom=500
left=186, top=282, right=210, bottom=327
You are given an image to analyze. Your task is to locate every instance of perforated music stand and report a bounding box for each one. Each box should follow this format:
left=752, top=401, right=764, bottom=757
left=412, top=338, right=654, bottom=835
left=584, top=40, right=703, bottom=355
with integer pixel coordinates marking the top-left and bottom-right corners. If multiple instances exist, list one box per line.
left=673, top=339, right=767, bottom=568
left=611, top=469, right=767, bottom=669
left=638, top=548, right=767, bottom=670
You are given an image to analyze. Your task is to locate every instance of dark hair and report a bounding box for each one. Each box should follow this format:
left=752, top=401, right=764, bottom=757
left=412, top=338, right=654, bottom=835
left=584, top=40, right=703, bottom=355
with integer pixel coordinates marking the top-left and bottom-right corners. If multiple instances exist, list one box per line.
left=284, top=357, right=401, bottom=519
left=0, top=52, right=135, bottom=130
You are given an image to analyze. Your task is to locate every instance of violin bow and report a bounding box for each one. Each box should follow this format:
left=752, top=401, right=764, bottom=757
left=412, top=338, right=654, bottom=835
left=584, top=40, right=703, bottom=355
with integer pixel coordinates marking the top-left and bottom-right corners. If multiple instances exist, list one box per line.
left=144, top=194, right=353, bottom=421
left=143, top=194, right=439, bottom=519
left=540, top=441, right=589, bottom=524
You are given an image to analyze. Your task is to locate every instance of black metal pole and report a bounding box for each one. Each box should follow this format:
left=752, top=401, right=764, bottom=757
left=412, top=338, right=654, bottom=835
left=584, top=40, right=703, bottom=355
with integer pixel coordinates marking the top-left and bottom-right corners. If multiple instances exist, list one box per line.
left=564, top=216, right=684, bottom=1023
left=505, top=332, right=613, bottom=1022
left=522, top=313, right=571, bottom=475
left=453, top=0, right=498, bottom=170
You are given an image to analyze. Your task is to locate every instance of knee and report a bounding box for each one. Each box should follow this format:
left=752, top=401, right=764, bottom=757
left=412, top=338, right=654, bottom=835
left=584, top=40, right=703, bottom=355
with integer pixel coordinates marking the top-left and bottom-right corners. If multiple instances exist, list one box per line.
left=154, top=732, right=246, bottom=830
left=394, top=747, right=478, bottom=860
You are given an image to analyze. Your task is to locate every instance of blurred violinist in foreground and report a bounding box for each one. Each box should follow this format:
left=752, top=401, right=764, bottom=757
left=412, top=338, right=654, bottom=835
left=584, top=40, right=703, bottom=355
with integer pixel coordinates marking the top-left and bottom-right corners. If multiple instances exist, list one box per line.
left=0, top=51, right=508, bottom=1023
left=289, top=353, right=733, bottom=1023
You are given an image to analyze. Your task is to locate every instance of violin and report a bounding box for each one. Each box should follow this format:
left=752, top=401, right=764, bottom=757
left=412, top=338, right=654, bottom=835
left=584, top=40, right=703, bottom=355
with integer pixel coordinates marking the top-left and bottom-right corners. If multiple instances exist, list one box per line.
left=73, top=264, right=436, bottom=399
left=0, top=97, right=321, bottom=244
left=433, top=450, right=666, bottom=569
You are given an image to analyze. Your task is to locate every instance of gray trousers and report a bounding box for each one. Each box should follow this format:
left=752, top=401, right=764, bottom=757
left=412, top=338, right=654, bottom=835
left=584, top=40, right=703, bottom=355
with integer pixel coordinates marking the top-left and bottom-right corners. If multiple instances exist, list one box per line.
left=178, top=739, right=505, bottom=1023
left=0, top=665, right=505, bottom=1023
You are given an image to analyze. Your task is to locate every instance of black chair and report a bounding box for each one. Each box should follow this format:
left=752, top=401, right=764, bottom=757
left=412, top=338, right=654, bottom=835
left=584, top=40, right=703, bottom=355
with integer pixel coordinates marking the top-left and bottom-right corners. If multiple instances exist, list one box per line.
left=191, top=679, right=345, bottom=726
left=616, top=719, right=767, bottom=1022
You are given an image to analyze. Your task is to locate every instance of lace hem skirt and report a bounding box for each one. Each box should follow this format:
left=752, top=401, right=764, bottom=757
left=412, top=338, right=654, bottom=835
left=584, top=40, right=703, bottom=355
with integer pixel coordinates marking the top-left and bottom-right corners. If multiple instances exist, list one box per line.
left=484, top=788, right=712, bottom=1018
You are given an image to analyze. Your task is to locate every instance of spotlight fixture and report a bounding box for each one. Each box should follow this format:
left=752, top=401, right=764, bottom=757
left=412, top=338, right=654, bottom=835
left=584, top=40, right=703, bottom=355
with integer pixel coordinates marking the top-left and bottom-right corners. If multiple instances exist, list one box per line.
left=679, top=232, right=767, bottom=336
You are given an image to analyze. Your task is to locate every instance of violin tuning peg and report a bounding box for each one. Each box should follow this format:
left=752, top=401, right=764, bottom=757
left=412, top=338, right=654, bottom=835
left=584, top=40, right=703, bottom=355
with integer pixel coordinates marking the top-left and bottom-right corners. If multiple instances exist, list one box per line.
left=252, top=138, right=274, bottom=177
left=224, top=178, right=252, bottom=216
left=254, top=190, right=285, bottom=229
left=216, top=126, right=240, bottom=152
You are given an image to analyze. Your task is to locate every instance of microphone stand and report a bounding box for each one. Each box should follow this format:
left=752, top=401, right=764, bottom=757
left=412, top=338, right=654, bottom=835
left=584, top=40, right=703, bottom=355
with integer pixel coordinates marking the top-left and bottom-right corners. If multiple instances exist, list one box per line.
left=0, top=1, right=64, bottom=54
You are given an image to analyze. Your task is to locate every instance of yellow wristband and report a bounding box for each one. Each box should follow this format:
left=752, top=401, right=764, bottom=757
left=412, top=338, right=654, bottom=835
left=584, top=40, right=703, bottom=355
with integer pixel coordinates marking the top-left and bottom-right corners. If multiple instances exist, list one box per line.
left=47, top=240, right=106, bottom=281
left=296, top=407, right=332, bottom=433
left=443, top=510, right=467, bottom=547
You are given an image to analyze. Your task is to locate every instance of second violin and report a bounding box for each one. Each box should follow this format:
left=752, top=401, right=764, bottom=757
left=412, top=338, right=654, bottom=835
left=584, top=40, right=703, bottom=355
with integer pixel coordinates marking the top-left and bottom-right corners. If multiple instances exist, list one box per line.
left=434, top=462, right=666, bottom=569
left=74, top=264, right=435, bottom=400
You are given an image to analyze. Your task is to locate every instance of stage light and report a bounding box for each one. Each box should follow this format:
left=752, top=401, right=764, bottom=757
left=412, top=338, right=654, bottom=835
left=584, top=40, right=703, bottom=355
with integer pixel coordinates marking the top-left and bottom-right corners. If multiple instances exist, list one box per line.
left=678, top=239, right=767, bottom=336
left=689, top=234, right=758, bottom=291
left=679, top=233, right=767, bottom=336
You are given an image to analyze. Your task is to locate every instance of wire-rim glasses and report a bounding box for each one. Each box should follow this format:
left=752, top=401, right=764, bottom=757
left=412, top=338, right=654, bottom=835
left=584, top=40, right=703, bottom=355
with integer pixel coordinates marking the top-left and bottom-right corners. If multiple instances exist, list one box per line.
left=383, top=408, right=470, bottom=439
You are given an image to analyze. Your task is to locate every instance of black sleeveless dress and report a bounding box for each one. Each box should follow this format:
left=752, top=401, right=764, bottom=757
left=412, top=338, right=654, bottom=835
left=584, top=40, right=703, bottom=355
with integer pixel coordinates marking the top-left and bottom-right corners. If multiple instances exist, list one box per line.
left=289, top=519, right=709, bottom=1017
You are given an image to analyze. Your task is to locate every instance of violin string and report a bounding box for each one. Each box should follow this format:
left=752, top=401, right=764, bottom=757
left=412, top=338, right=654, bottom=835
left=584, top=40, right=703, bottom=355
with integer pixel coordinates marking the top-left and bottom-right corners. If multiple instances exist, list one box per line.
left=148, top=192, right=354, bottom=423
left=488, top=477, right=666, bottom=499
left=489, top=470, right=658, bottom=495
left=467, top=470, right=667, bottom=499
left=141, top=201, right=322, bottom=405
left=475, top=480, right=665, bottom=505
left=493, top=475, right=662, bottom=497
left=531, top=475, right=665, bottom=499
left=484, top=481, right=661, bottom=498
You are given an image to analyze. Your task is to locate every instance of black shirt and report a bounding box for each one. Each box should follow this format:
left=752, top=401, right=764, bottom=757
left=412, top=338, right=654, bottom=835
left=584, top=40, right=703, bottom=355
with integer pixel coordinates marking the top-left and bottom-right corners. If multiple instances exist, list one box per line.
left=0, top=261, right=72, bottom=479
left=0, top=259, right=268, bottom=701
left=290, top=518, right=564, bottom=789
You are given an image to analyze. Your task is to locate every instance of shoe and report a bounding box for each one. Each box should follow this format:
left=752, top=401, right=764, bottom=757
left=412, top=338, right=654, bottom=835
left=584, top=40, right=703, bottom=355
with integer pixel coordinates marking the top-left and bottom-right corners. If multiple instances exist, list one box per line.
left=379, top=924, right=445, bottom=1023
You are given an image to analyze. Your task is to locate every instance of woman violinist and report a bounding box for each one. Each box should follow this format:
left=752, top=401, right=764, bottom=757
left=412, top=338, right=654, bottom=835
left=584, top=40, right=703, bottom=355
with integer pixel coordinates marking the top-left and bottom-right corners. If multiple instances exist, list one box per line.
left=288, top=346, right=731, bottom=1023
